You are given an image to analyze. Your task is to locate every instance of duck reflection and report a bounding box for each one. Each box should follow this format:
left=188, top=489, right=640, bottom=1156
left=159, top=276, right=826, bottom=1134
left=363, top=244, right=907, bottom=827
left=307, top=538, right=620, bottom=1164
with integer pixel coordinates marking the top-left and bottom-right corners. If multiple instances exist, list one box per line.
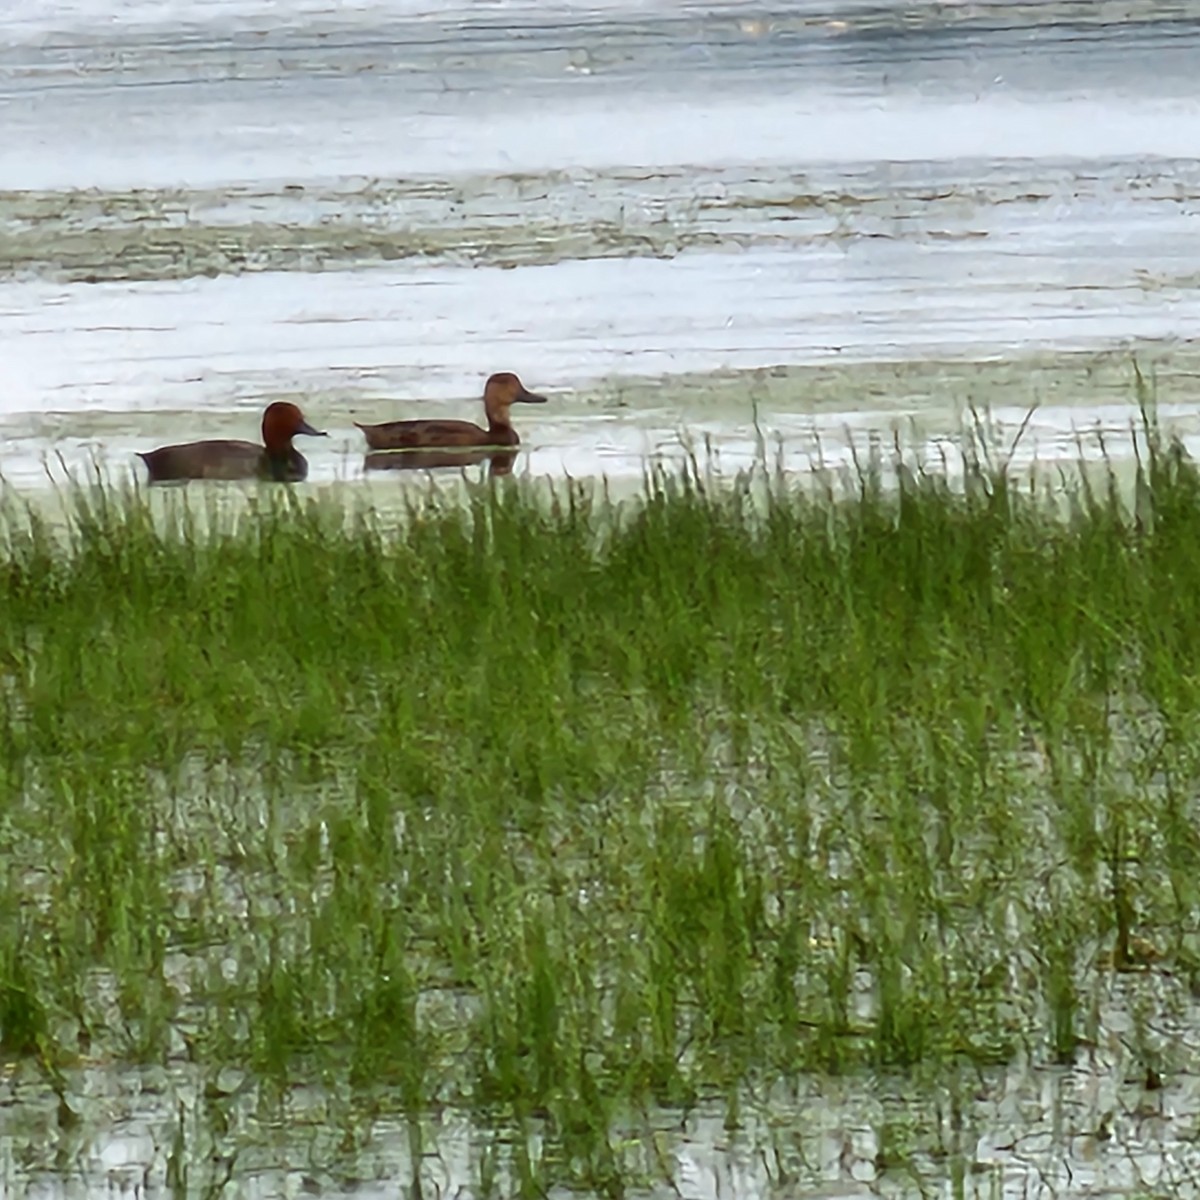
left=363, top=448, right=518, bottom=478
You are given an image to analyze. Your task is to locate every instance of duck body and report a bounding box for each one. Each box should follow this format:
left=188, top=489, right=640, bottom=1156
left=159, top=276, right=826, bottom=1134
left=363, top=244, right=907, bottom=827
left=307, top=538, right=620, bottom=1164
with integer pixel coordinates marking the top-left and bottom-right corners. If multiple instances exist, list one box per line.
left=139, top=440, right=310, bottom=482
left=356, top=372, right=546, bottom=452
left=138, top=403, right=325, bottom=483
left=357, top=418, right=519, bottom=452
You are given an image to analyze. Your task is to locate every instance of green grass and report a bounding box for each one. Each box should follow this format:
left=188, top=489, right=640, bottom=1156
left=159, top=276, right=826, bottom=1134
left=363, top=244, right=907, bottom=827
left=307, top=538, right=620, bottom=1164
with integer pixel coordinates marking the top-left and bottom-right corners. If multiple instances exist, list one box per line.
left=3, top=421, right=1200, bottom=1190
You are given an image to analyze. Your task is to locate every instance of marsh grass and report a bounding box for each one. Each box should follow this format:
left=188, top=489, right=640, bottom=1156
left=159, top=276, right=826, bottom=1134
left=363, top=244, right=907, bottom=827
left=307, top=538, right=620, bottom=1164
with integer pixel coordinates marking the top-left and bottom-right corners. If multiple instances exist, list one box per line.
left=3, top=417, right=1200, bottom=1190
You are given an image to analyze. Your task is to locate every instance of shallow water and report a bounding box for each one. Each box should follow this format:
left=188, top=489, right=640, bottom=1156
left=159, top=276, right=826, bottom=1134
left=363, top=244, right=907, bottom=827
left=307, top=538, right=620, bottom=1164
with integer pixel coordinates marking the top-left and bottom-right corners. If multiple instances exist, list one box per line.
left=5, top=987, right=1200, bottom=1199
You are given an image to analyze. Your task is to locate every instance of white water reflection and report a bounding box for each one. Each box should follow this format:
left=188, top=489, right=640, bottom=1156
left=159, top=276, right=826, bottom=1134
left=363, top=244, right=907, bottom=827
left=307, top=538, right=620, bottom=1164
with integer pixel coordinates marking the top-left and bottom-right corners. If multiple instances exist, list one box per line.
left=5, top=1030, right=1200, bottom=1198
left=3, top=241, right=1199, bottom=489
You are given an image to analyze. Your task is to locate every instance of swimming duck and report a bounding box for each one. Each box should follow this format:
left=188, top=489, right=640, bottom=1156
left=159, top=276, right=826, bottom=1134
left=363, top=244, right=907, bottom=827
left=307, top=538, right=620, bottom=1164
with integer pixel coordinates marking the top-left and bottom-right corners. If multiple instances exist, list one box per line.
left=355, top=372, right=546, bottom=451
left=138, top=402, right=326, bottom=482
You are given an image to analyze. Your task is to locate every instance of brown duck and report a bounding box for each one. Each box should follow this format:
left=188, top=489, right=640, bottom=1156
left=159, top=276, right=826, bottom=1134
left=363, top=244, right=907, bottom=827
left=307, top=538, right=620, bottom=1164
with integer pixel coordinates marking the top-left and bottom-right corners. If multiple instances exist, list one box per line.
left=138, top=402, right=326, bottom=482
left=355, top=372, right=546, bottom=451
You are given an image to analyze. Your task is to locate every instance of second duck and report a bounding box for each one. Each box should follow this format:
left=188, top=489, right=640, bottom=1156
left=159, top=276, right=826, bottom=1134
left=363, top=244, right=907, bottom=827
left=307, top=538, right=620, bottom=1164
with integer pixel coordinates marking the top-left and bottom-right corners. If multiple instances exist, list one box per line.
left=356, top=372, right=547, bottom=451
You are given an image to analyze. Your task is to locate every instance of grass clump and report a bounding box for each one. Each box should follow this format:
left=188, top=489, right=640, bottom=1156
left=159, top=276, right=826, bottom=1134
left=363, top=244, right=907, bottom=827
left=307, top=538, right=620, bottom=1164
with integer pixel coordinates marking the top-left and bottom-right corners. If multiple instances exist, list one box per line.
left=1, top=426, right=1200, bottom=1187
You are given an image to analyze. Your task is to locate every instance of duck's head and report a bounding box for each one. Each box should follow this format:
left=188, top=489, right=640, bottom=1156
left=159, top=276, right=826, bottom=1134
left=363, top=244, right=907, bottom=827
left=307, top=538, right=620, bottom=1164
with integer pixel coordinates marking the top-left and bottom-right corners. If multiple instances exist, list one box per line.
left=262, top=402, right=326, bottom=452
left=484, top=372, right=547, bottom=409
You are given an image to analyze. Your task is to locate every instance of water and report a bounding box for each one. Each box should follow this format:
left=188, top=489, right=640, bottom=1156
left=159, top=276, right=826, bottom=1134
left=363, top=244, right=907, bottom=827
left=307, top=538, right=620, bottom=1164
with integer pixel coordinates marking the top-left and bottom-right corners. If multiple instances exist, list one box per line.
left=6, top=4, right=1200, bottom=1195
left=7, top=1022, right=1200, bottom=1198
left=3, top=1, right=1200, bottom=491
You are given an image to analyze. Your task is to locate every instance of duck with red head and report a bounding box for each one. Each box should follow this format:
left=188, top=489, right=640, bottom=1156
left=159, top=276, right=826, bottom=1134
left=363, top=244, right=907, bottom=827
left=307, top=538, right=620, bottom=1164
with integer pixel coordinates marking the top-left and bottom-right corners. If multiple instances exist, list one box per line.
left=355, top=372, right=547, bottom=451
left=138, top=402, right=326, bottom=483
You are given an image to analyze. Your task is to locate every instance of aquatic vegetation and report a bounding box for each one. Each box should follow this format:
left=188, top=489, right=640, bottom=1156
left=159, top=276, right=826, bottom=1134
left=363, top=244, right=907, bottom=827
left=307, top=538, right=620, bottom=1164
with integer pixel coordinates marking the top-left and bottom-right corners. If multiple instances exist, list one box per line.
left=2, top=422, right=1200, bottom=1193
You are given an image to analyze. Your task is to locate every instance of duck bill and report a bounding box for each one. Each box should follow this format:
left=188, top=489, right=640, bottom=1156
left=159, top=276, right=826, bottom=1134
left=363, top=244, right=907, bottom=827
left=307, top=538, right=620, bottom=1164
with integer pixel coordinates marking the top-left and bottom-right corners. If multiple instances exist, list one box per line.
left=516, top=388, right=547, bottom=404
left=296, top=419, right=327, bottom=437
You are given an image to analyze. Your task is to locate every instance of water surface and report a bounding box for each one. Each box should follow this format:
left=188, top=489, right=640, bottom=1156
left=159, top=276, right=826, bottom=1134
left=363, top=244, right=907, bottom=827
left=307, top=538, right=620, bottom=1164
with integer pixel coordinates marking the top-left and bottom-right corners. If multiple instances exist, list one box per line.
left=3, top=0, right=1200, bottom=494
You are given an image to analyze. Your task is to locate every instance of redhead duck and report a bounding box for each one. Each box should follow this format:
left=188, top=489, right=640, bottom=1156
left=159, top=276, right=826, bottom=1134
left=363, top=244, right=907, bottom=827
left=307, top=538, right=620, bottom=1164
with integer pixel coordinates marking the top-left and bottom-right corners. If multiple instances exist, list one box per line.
left=355, top=372, right=546, bottom=451
left=364, top=448, right=517, bottom=477
left=138, top=402, right=326, bottom=482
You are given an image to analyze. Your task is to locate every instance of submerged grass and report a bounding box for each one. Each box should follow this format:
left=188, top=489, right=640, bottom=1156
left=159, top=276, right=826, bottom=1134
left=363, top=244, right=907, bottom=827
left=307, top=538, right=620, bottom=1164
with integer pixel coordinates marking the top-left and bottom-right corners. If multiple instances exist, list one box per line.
left=3, top=417, right=1200, bottom=1188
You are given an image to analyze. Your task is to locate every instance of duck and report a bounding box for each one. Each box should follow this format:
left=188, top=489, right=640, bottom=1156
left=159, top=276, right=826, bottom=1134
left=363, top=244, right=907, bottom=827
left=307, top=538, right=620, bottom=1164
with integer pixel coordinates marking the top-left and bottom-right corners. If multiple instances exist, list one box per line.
left=355, top=372, right=546, bottom=451
left=138, top=402, right=326, bottom=482
left=363, top=447, right=517, bottom=477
